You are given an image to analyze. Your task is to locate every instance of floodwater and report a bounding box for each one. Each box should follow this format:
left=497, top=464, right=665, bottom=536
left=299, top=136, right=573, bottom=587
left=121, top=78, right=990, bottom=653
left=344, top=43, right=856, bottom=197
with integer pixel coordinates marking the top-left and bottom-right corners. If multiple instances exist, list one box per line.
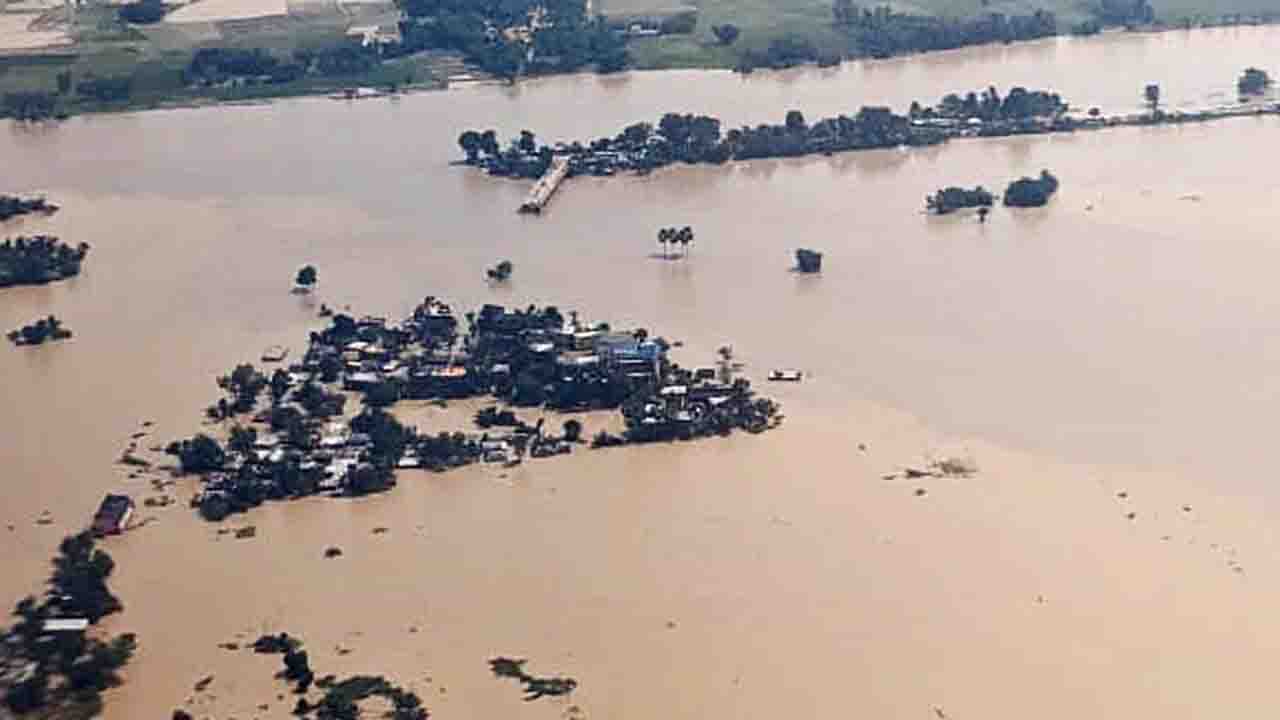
left=4, top=24, right=1280, bottom=720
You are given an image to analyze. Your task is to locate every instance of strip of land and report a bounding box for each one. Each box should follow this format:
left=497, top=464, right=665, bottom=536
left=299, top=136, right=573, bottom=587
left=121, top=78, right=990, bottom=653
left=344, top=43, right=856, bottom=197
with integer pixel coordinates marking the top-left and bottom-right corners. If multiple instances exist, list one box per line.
left=2, top=0, right=1279, bottom=119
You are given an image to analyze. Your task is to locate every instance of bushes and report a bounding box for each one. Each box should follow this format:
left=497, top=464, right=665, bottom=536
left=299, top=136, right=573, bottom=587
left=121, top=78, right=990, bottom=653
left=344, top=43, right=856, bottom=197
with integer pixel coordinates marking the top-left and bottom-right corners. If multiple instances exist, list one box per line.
left=1003, top=170, right=1060, bottom=207
left=119, top=0, right=167, bottom=24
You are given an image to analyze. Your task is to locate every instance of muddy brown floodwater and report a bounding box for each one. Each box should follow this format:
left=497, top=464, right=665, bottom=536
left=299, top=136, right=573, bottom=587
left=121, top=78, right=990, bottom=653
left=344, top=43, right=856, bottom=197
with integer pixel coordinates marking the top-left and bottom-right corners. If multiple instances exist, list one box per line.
left=4, top=25, right=1280, bottom=720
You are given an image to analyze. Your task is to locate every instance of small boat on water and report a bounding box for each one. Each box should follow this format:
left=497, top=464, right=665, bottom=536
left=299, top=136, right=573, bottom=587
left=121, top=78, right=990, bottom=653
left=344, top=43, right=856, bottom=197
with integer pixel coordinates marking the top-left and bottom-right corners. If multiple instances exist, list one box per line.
left=768, top=369, right=804, bottom=382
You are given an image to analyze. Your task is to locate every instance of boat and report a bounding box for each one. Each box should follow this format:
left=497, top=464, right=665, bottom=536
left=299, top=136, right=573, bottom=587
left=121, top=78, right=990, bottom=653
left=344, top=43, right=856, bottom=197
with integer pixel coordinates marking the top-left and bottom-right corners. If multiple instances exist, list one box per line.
left=768, top=369, right=803, bottom=382
left=261, top=345, right=289, bottom=362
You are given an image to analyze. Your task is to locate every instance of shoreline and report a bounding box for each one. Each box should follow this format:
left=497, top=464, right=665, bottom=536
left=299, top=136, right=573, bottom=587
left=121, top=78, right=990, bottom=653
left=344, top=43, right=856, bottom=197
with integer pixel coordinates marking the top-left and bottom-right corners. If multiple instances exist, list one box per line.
left=3, top=21, right=1278, bottom=122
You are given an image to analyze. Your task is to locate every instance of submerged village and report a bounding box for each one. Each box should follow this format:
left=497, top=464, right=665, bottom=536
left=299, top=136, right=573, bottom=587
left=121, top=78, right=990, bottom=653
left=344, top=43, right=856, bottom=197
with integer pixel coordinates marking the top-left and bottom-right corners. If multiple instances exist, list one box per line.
left=171, top=296, right=782, bottom=523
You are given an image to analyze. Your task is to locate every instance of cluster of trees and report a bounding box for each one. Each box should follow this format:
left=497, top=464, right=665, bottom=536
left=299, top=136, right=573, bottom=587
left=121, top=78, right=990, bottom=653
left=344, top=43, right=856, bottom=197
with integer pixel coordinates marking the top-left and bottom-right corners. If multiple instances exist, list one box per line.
left=711, top=23, right=740, bottom=45
left=735, top=35, right=837, bottom=72
left=7, top=315, right=72, bottom=346
left=118, top=0, right=167, bottom=24
left=1095, top=0, right=1156, bottom=26
left=458, top=129, right=552, bottom=178
left=461, top=86, right=1075, bottom=183
left=0, top=194, right=58, bottom=221
left=487, top=260, right=514, bottom=282
left=2, top=91, right=60, bottom=121
left=795, top=248, right=823, bottom=273
left=295, top=264, right=318, bottom=291
left=832, top=2, right=1057, bottom=59
left=926, top=186, right=994, bottom=214
left=396, top=0, right=628, bottom=80
left=912, top=86, right=1066, bottom=121
left=1238, top=67, right=1272, bottom=96
left=656, top=226, right=694, bottom=259
left=0, top=235, right=90, bottom=288
left=183, top=45, right=381, bottom=88
left=3, top=533, right=137, bottom=716
left=1003, top=170, right=1060, bottom=207
left=76, top=76, right=133, bottom=103
left=186, top=48, right=302, bottom=87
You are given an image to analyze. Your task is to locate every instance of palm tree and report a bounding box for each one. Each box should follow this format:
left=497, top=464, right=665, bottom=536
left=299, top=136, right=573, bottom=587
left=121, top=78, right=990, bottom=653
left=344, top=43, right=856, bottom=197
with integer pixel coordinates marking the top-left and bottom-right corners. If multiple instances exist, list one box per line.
left=657, top=228, right=672, bottom=259
left=677, top=226, right=693, bottom=257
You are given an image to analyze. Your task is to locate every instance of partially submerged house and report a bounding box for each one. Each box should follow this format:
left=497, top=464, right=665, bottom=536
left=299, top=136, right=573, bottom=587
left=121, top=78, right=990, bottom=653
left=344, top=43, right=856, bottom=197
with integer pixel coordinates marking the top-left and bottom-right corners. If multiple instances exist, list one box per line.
left=91, top=494, right=134, bottom=536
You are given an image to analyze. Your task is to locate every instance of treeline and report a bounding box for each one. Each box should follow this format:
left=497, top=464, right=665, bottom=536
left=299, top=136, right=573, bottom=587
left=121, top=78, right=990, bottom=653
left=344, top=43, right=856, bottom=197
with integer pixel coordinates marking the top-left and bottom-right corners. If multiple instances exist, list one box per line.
left=911, top=86, right=1067, bottom=122
left=184, top=45, right=379, bottom=87
left=0, top=236, right=90, bottom=288
left=459, top=85, right=1070, bottom=177
left=397, top=0, right=628, bottom=79
left=0, top=195, right=58, bottom=222
left=2, top=533, right=137, bottom=716
left=2, top=74, right=134, bottom=120
left=833, top=2, right=1057, bottom=59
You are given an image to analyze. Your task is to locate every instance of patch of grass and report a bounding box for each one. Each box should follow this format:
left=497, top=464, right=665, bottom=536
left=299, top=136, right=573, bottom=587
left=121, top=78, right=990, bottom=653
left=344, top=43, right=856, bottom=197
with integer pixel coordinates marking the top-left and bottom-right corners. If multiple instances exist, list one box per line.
left=625, top=0, right=1280, bottom=69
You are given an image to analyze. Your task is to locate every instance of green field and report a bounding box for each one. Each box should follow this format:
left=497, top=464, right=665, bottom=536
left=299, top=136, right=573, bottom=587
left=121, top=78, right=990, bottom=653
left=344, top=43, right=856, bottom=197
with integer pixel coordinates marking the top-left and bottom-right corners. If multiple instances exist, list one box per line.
left=617, top=0, right=1280, bottom=69
left=3, top=0, right=1279, bottom=115
left=0, top=3, right=449, bottom=117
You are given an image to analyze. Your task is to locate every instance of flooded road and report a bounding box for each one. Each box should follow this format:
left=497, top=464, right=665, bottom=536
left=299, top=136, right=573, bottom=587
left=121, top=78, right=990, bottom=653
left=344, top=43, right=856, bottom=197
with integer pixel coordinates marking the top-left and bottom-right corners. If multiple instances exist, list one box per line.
left=3, top=24, right=1280, bottom=720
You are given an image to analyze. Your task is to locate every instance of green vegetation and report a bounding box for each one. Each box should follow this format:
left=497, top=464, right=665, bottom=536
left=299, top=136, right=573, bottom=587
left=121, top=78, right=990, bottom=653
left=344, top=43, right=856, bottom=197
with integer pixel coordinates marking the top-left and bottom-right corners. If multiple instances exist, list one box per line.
left=1003, top=169, right=1060, bottom=207
left=488, top=657, right=578, bottom=701
left=926, top=186, right=993, bottom=214
left=0, top=195, right=58, bottom=221
left=8, top=315, right=72, bottom=346
left=0, top=236, right=89, bottom=289
left=486, top=259, right=514, bottom=282
left=1238, top=66, right=1272, bottom=95
left=0, top=4, right=446, bottom=120
left=1, top=533, right=136, bottom=717
left=622, top=0, right=1280, bottom=70
left=295, top=264, right=318, bottom=291
left=2, top=0, right=1277, bottom=116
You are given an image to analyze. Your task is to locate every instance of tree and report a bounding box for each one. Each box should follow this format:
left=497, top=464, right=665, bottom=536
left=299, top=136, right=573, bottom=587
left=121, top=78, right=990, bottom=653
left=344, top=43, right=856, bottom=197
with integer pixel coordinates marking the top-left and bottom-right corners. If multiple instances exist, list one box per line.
left=657, top=228, right=672, bottom=259
left=1143, top=83, right=1159, bottom=114
left=1003, top=170, right=1060, bottom=207
left=295, top=264, right=317, bottom=291
left=677, top=226, right=693, bottom=257
left=458, top=130, right=482, bottom=162
left=119, top=0, right=166, bottom=23
left=832, top=0, right=858, bottom=24
left=479, top=130, right=500, bottom=157
left=562, top=419, right=583, bottom=442
left=712, top=23, right=740, bottom=45
left=228, top=424, right=257, bottom=455
left=172, top=434, right=226, bottom=473
left=518, top=130, right=537, bottom=154
left=1238, top=67, right=1271, bottom=96
left=56, top=71, right=72, bottom=95
left=977, top=206, right=990, bottom=223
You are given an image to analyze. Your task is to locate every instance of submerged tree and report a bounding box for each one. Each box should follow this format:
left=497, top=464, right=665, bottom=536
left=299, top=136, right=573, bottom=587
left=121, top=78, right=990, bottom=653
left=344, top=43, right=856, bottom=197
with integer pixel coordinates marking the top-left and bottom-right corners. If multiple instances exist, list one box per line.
left=1238, top=67, right=1272, bottom=97
left=1143, top=83, right=1160, bottom=114
left=295, top=264, right=318, bottom=292
left=487, top=260, right=514, bottom=282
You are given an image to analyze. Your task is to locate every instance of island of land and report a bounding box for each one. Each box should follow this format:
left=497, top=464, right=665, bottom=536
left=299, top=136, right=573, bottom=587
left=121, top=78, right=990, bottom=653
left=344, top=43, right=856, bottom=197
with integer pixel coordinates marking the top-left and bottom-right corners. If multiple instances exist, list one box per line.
left=172, top=297, right=781, bottom=523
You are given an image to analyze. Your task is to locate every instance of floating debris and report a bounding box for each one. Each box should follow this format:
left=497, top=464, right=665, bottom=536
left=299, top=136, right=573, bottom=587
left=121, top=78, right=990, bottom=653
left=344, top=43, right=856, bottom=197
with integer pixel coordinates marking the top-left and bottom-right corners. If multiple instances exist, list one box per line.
left=324, top=546, right=343, bottom=558
left=233, top=525, right=256, bottom=539
left=194, top=675, right=214, bottom=692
